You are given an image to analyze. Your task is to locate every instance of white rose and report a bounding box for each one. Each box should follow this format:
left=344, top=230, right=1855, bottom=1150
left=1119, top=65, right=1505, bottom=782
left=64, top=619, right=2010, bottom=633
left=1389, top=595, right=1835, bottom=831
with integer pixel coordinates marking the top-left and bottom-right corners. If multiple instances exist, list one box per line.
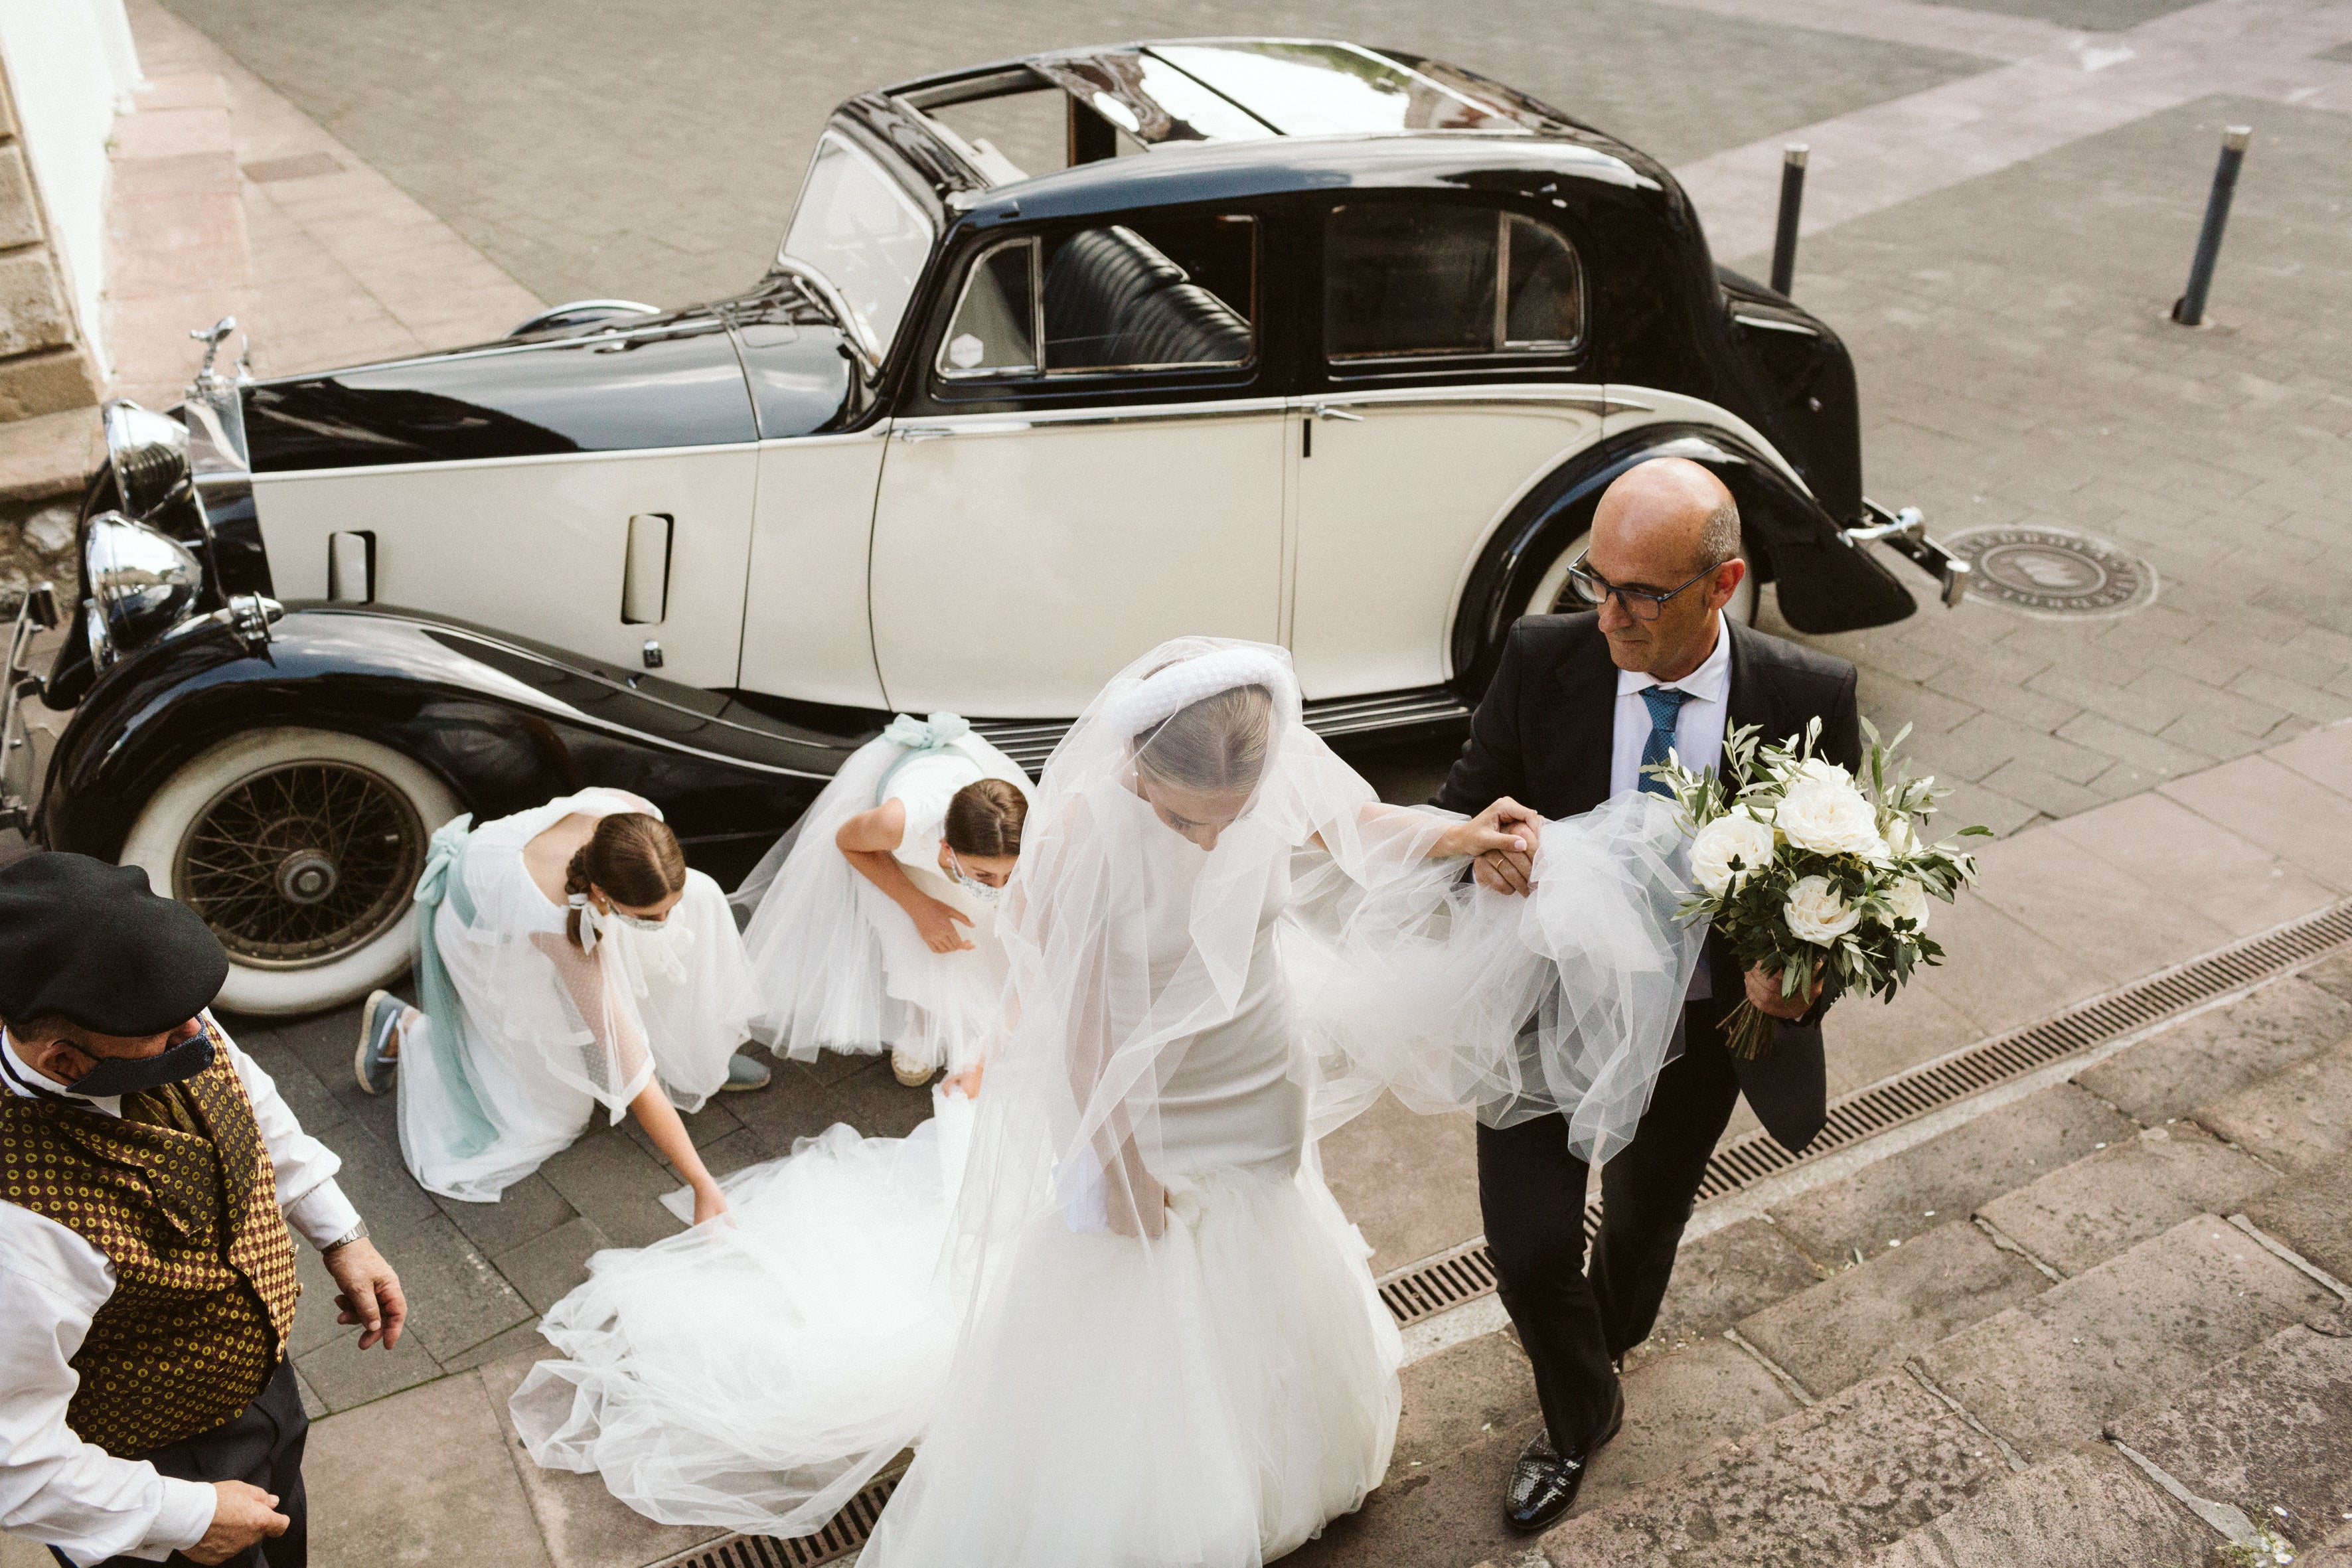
left=1881, top=877, right=1930, bottom=932
left=1883, top=814, right=1919, bottom=858
left=1689, top=811, right=1777, bottom=896
left=1783, top=875, right=1862, bottom=945
left=1772, top=770, right=1886, bottom=859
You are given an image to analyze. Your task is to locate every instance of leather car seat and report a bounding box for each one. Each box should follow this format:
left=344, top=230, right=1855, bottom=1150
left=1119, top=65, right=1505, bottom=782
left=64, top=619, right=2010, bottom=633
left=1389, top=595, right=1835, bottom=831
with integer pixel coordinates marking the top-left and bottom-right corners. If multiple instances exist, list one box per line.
left=1045, top=226, right=1251, bottom=370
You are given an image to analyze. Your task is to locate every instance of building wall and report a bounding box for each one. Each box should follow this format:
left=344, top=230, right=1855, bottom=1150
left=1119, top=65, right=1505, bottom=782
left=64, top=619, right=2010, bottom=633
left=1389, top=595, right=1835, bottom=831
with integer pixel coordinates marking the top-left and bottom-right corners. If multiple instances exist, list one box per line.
left=0, top=0, right=140, bottom=419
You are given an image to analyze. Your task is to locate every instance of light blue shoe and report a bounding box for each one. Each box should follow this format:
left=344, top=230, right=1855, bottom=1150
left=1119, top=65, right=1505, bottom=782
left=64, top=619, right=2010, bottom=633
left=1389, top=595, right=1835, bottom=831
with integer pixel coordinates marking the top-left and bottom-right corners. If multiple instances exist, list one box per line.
left=722, top=1051, right=771, bottom=1092
left=354, top=990, right=403, bottom=1095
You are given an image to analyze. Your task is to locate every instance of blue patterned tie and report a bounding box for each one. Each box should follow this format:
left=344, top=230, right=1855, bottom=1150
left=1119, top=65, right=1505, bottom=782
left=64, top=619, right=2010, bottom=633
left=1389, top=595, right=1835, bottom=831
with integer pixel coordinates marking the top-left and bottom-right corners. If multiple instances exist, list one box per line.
left=1636, top=686, right=1691, bottom=797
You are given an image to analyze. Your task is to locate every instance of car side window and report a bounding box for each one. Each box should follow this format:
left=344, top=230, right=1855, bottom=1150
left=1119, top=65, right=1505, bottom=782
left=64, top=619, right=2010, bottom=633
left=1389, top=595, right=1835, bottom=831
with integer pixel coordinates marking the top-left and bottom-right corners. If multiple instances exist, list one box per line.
left=938, top=238, right=1040, bottom=378
left=1324, top=203, right=1584, bottom=362
left=935, top=214, right=1255, bottom=382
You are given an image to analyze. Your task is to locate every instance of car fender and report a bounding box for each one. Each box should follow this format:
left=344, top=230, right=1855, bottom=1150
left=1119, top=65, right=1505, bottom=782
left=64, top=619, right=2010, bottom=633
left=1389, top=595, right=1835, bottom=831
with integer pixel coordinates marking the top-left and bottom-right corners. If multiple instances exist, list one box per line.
left=37, top=604, right=858, bottom=879
left=1449, top=421, right=1915, bottom=698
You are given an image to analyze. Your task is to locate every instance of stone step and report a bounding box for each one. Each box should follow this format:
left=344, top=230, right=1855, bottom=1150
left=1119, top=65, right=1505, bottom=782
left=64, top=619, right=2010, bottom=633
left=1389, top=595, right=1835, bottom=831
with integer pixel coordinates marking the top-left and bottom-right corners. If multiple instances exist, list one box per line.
left=1535, top=1370, right=2012, bottom=1567
left=1976, top=1120, right=2275, bottom=1279
left=2192, top=1036, right=2352, bottom=1178
left=1853, top=1442, right=2217, bottom=1568
left=2241, top=1146, right=2352, bottom=1285
left=2073, top=968, right=2352, bottom=1127
left=1913, top=1214, right=2337, bottom=1466
left=2103, top=1310, right=2352, bottom=1555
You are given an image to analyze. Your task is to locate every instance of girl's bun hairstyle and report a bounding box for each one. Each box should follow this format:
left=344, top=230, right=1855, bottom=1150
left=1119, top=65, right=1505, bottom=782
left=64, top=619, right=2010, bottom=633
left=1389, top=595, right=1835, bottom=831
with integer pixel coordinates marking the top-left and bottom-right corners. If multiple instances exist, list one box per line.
left=565, top=813, right=686, bottom=948
left=943, top=777, right=1027, bottom=859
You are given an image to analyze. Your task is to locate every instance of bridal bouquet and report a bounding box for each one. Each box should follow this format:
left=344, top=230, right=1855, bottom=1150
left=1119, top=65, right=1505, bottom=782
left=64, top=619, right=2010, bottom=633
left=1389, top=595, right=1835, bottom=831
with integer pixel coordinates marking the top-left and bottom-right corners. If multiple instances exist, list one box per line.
left=1646, top=719, right=1986, bottom=1058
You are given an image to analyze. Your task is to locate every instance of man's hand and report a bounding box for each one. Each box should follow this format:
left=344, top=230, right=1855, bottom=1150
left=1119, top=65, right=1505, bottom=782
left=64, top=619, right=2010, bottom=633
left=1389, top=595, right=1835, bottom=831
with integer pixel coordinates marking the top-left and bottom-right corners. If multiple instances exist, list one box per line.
left=913, top=896, right=976, bottom=954
left=322, top=1236, right=406, bottom=1350
left=1745, top=963, right=1827, bottom=1022
left=187, top=1480, right=288, bottom=1565
left=1452, top=796, right=1543, bottom=896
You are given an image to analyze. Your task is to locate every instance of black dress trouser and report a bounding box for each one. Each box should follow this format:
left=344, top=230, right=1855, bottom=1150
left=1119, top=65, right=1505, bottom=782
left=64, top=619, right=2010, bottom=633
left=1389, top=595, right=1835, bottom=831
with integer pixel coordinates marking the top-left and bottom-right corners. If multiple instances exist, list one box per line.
left=60, top=1360, right=310, bottom=1568
left=1475, top=998, right=1743, bottom=1452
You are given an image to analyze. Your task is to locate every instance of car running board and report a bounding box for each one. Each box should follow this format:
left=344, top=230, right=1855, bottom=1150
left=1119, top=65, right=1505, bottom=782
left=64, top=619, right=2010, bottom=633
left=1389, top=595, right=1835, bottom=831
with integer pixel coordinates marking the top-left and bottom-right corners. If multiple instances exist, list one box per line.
left=972, top=686, right=1472, bottom=773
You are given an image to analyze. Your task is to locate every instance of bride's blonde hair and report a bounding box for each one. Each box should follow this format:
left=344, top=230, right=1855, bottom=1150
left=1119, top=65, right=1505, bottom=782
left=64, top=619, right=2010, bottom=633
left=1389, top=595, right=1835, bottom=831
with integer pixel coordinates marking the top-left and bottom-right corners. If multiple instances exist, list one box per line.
left=1134, top=682, right=1274, bottom=795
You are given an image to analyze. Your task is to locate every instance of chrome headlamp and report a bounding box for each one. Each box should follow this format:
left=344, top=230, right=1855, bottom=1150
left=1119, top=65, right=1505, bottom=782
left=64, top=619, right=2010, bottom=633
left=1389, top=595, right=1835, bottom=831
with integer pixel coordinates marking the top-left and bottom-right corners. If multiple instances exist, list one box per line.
left=82, top=512, right=204, bottom=666
left=102, top=400, right=191, bottom=516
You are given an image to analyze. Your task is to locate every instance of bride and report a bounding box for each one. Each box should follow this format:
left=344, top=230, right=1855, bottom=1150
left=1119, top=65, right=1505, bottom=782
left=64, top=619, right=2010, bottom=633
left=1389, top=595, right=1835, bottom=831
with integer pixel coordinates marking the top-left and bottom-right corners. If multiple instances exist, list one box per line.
left=512, top=639, right=1699, bottom=1563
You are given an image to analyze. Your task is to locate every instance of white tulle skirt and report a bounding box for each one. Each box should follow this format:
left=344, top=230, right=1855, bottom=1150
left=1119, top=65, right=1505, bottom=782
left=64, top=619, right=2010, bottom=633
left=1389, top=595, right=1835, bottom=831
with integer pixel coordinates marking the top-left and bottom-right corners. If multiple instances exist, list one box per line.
left=860, top=1155, right=1401, bottom=1568
left=509, top=1089, right=977, bottom=1532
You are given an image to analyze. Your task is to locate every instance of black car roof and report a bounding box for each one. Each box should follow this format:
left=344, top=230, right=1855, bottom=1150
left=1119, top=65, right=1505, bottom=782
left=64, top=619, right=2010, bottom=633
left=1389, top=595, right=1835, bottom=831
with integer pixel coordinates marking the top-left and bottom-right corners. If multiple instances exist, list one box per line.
left=858, top=39, right=1672, bottom=223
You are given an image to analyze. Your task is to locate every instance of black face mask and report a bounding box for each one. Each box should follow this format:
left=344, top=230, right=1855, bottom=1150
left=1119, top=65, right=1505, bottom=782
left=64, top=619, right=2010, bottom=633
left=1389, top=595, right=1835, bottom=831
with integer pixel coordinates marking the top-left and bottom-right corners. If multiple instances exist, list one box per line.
left=68, top=1029, right=215, bottom=1098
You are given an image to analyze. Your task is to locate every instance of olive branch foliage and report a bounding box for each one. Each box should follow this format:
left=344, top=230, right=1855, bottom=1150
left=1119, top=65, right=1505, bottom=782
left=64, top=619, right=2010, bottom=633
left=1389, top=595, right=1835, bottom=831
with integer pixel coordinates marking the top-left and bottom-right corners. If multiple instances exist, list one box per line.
left=1644, top=717, right=1988, bottom=1057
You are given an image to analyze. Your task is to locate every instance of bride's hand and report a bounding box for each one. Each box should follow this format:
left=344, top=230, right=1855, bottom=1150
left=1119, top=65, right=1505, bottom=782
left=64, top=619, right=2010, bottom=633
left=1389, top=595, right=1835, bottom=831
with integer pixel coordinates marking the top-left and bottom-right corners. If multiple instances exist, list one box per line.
left=690, top=1179, right=730, bottom=1227
left=1105, top=1155, right=1166, bottom=1240
left=913, top=896, right=977, bottom=954
left=1442, top=797, right=1543, bottom=894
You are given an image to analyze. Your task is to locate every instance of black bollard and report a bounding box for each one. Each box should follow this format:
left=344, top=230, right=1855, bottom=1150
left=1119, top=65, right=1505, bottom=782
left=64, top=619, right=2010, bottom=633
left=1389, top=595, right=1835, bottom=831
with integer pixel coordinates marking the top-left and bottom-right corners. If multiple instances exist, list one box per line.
left=1769, top=145, right=1808, bottom=296
left=2171, top=125, right=2251, bottom=327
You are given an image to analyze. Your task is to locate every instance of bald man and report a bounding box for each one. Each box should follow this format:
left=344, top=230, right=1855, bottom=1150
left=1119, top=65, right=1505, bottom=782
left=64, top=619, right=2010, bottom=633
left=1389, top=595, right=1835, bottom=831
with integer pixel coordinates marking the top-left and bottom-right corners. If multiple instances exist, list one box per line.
left=1435, top=457, right=1860, bottom=1531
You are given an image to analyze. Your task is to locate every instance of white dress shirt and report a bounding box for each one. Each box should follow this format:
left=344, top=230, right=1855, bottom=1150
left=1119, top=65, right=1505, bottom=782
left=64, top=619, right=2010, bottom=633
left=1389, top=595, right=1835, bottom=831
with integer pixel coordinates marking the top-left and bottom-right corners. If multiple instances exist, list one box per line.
left=1610, top=623, right=1733, bottom=1000
left=0, top=1014, right=360, bottom=1567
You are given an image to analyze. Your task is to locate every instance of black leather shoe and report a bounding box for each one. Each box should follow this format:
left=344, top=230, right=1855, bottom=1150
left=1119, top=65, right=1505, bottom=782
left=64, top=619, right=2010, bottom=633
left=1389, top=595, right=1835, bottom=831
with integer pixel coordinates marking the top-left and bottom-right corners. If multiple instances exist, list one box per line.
left=1504, top=1380, right=1625, bottom=1534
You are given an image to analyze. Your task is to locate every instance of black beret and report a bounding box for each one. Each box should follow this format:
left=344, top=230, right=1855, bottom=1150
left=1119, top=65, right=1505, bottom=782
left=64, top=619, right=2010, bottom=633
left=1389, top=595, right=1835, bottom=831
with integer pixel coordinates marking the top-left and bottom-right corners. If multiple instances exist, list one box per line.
left=0, top=854, right=228, bottom=1036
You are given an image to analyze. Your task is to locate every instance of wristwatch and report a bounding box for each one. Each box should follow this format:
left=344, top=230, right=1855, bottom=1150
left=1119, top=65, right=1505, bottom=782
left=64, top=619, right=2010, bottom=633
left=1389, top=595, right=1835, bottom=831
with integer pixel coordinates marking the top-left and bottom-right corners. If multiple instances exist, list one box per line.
left=322, top=1219, right=369, bottom=1253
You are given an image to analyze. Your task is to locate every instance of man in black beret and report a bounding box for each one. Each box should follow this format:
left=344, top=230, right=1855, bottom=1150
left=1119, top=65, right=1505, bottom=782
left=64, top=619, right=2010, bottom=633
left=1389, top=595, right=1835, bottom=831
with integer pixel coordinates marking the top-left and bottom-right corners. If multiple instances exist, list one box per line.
left=0, top=854, right=405, bottom=1567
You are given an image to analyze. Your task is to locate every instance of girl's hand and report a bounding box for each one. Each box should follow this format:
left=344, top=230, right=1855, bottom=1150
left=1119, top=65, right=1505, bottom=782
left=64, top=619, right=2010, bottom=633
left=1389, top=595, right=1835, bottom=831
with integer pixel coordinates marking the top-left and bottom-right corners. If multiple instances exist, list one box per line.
left=1444, top=797, right=1543, bottom=893
left=915, top=896, right=977, bottom=954
left=943, top=1061, right=985, bottom=1098
left=1105, top=1153, right=1166, bottom=1239
left=690, top=1179, right=730, bottom=1226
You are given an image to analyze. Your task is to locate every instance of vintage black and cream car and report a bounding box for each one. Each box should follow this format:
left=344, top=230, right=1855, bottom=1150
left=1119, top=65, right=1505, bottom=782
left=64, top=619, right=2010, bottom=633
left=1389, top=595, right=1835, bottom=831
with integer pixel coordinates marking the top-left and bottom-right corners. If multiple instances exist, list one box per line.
left=11, top=39, right=1963, bottom=1015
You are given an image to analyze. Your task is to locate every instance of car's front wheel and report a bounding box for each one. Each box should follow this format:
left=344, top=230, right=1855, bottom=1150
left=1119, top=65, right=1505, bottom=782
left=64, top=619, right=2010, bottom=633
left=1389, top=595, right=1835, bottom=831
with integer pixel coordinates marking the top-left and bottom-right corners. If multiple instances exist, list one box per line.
left=1519, top=528, right=1761, bottom=625
left=119, top=728, right=461, bottom=1016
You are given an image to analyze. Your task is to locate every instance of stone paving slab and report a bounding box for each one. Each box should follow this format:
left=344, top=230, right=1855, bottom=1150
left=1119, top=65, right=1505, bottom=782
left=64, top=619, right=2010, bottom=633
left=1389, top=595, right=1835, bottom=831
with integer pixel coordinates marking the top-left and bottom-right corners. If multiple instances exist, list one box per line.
left=2241, top=1148, right=2352, bottom=1287
left=305, top=1368, right=554, bottom=1568
left=1976, top=1121, right=2277, bottom=1277
left=1621, top=1217, right=1827, bottom=1372
left=1917, top=1215, right=2337, bottom=1462
left=1536, top=1372, right=2009, bottom=1567
left=2047, top=791, right=2341, bottom=944
left=478, top=1348, right=728, bottom=1568
left=2194, top=1040, right=2352, bottom=1175
left=1768, top=1083, right=2139, bottom=1266
left=1857, top=1441, right=2217, bottom=1568
left=1737, top=1220, right=2052, bottom=1397
left=2105, top=1322, right=2352, bottom=1549
left=2073, top=974, right=2352, bottom=1125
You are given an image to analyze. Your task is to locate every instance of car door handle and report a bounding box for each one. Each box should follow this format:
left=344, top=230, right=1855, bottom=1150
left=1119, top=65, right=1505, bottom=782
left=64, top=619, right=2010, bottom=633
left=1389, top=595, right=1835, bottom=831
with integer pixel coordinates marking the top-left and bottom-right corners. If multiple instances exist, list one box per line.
left=895, top=424, right=956, bottom=442
left=1308, top=404, right=1366, bottom=422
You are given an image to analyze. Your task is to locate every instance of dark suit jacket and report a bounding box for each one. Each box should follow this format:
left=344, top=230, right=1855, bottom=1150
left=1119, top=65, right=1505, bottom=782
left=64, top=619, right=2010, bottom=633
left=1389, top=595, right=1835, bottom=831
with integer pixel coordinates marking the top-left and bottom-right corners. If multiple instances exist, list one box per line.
left=1435, top=612, right=1861, bottom=1153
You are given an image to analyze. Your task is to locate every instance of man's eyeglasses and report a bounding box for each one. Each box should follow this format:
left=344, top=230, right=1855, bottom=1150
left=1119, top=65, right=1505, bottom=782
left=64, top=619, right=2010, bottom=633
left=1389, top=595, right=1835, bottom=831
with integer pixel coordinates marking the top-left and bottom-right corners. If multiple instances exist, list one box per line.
left=1563, top=552, right=1723, bottom=623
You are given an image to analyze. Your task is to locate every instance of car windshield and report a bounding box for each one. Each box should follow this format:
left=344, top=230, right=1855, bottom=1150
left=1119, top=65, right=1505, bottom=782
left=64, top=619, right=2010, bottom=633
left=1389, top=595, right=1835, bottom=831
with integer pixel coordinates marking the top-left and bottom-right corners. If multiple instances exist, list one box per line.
left=779, top=132, right=936, bottom=358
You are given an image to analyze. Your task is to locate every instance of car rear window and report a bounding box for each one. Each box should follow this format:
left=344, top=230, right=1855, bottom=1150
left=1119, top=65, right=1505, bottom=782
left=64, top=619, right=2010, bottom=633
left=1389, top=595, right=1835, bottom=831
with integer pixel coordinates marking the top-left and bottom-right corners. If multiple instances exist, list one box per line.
left=1325, top=203, right=1583, bottom=362
left=937, top=214, right=1256, bottom=380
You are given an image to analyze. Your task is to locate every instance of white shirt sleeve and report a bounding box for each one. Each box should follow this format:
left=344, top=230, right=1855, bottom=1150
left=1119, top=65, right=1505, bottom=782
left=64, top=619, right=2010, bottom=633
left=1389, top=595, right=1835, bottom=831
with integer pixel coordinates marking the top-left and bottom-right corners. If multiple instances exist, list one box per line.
left=0, top=1204, right=217, bottom=1565
left=218, top=1022, right=362, bottom=1249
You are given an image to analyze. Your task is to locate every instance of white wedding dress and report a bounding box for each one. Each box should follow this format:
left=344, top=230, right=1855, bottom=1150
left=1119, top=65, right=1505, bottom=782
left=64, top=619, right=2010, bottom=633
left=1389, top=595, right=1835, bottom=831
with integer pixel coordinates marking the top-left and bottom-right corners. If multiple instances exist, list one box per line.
left=511, top=642, right=1698, bottom=1565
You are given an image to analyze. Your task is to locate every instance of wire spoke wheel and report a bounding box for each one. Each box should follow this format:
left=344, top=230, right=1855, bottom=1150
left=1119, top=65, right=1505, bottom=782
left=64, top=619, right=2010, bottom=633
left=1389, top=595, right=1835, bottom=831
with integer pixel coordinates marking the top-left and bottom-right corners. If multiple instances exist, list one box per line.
left=175, top=761, right=427, bottom=968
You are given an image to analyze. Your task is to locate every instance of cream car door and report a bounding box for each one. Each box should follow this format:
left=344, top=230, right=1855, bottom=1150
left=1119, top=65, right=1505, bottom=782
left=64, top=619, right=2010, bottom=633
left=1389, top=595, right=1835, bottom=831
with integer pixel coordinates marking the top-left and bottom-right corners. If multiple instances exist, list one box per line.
left=868, top=216, right=1284, bottom=718
left=1289, top=201, right=1607, bottom=700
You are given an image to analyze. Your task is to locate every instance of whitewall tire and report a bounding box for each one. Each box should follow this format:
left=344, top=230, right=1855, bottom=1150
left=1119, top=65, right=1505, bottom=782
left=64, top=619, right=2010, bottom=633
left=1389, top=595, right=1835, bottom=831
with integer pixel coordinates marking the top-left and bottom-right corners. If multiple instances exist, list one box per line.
left=119, top=728, right=461, bottom=1017
left=1521, top=528, right=1760, bottom=626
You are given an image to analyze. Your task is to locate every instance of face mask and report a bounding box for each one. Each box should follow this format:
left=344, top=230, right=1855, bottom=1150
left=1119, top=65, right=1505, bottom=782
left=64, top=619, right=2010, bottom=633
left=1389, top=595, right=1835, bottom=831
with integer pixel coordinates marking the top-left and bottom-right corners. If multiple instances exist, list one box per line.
left=947, top=852, right=1005, bottom=905
left=69, top=1028, right=215, bottom=1098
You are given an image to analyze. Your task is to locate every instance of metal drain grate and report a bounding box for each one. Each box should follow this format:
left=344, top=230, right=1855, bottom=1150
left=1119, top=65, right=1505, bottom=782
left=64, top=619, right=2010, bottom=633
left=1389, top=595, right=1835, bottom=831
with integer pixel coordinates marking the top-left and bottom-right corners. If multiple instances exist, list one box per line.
left=1375, top=898, right=2352, bottom=1328
left=655, top=1472, right=900, bottom=1568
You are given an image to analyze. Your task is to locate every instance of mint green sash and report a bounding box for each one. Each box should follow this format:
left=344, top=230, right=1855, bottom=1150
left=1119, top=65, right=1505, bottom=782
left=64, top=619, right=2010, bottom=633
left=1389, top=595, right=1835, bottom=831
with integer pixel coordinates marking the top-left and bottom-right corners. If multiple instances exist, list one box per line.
left=409, top=815, right=497, bottom=1157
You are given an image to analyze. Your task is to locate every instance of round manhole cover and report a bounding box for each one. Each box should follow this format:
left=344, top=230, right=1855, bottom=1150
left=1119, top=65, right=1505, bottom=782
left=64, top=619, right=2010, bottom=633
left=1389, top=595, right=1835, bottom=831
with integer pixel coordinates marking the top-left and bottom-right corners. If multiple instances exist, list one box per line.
left=1947, top=527, right=2157, bottom=618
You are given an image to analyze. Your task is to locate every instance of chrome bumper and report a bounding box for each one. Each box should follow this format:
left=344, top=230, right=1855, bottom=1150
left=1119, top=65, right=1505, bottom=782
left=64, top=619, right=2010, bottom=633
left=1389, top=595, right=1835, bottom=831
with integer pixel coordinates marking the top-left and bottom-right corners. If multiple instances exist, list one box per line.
left=1849, top=500, right=1970, bottom=609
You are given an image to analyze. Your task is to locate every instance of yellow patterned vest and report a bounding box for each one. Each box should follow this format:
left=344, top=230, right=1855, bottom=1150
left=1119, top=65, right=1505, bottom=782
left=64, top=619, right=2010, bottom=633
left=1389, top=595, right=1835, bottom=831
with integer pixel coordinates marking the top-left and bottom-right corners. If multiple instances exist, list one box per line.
left=0, top=1021, right=303, bottom=1455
